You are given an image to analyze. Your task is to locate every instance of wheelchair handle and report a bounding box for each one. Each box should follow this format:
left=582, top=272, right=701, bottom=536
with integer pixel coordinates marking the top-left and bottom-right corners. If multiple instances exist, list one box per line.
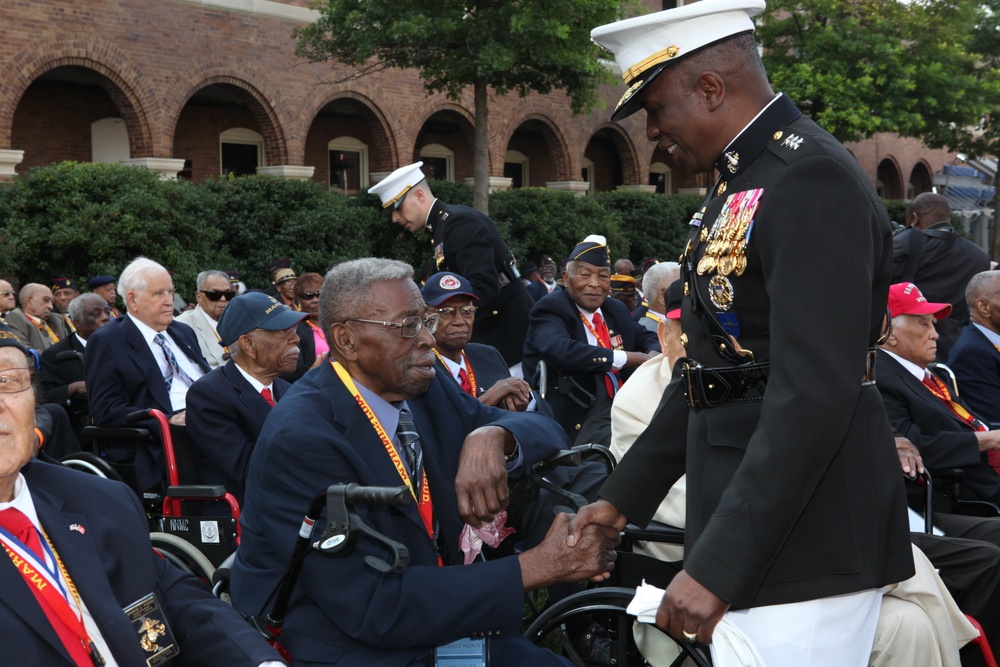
left=342, top=483, right=412, bottom=509
left=55, top=350, right=84, bottom=363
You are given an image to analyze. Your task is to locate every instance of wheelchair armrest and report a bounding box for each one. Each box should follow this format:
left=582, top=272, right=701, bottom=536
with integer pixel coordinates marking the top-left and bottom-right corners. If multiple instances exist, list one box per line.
left=531, top=449, right=583, bottom=474
left=623, top=520, right=686, bottom=545
left=80, top=425, right=155, bottom=441
left=165, top=484, right=227, bottom=499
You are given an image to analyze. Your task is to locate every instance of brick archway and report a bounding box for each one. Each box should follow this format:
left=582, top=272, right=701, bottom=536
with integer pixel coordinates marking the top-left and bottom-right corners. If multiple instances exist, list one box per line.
left=300, top=90, right=398, bottom=173
left=500, top=113, right=572, bottom=184
left=586, top=122, right=641, bottom=188
left=0, top=38, right=155, bottom=156
left=167, top=69, right=288, bottom=166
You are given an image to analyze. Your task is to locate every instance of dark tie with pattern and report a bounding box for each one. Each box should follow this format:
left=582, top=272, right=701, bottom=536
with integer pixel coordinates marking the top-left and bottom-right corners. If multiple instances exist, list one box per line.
left=154, top=332, right=195, bottom=390
left=396, top=408, right=423, bottom=483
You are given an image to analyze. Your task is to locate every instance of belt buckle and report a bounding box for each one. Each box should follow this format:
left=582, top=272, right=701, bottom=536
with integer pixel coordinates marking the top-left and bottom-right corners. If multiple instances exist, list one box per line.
left=681, top=359, right=703, bottom=409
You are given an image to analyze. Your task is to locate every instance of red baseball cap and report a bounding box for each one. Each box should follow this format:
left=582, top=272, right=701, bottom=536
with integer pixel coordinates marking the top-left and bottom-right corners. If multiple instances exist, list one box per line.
left=887, top=282, right=951, bottom=320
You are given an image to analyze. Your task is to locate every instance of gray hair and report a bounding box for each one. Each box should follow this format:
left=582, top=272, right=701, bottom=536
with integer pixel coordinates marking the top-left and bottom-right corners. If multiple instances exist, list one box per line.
left=966, top=270, right=1000, bottom=308
left=642, top=262, right=680, bottom=307
left=118, top=257, right=167, bottom=298
left=319, top=258, right=414, bottom=335
left=67, top=293, right=107, bottom=322
left=196, top=270, right=231, bottom=290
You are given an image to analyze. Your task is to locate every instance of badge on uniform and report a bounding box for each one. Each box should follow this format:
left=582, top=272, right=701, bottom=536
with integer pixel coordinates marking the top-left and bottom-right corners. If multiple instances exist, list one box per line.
left=433, top=243, right=445, bottom=270
left=124, top=593, right=180, bottom=666
left=435, top=636, right=487, bottom=666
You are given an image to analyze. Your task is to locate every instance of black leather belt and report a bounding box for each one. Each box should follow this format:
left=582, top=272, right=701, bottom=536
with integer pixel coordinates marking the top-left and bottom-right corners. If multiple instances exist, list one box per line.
left=681, top=348, right=877, bottom=409
left=680, top=359, right=769, bottom=409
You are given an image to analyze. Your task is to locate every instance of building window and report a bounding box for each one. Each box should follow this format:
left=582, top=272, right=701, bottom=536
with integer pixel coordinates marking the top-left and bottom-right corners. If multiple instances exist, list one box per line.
left=419, top=143, right=454, bottom=181
left=582, top=158, right=595, bottom=195
left=328, top=137, right=368, bottom=193
left=91, top=118, right=130, bottom=164
left=504, top=150, right=529, bottom=189
left=220, top=128, right=264, bottom=176
left=650, top=161, right=671, bottom=194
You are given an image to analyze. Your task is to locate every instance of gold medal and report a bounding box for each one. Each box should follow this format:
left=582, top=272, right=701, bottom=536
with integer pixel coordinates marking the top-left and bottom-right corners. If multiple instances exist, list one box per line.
left=734, top=255, right=747, bottom=276
left=717, top=256, right=734, bottom=276
left=697, top=255, right=716, bottom=275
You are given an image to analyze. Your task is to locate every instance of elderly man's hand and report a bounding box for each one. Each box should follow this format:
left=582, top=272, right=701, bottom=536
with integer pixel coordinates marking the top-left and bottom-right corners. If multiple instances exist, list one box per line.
left=169, top=410, right=186, bottom=426
left=455, top=425, right=514, bottom=527
left=894, top=436, right=924, bottom=477
left=517, top=512, right=621, bottom=590
left=655, top=570, right=729, bottom=645
left=479, top=377, right=531, bottom=412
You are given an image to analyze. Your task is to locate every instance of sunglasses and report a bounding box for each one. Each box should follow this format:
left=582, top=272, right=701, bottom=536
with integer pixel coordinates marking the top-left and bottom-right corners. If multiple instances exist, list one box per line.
left=298, top=292, right=321, bottom=301
left=200, top=289, right=237, bottom=302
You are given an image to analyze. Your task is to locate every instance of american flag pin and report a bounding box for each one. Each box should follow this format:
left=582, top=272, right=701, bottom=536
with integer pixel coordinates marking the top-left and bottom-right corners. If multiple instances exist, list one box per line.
left=69, top=524, right=86, bottom=535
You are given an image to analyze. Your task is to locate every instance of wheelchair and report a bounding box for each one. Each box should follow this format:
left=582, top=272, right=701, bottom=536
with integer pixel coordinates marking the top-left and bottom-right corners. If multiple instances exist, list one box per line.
left=519, top=447, right=711, bottom=667
left=213, top=483, right=412, bottom=662
left=74, top=408, right=241, bottom=580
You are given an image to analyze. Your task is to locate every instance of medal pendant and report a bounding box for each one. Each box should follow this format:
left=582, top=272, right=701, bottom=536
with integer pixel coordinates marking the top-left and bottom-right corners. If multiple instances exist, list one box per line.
left=708, top=275, right=735, bottom=311
left=717, top=256, right=734, bottom=276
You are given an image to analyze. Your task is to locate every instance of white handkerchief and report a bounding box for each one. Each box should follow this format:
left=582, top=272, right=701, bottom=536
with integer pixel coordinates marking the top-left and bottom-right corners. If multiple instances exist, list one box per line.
left=627, top=581, right=768, bottom=667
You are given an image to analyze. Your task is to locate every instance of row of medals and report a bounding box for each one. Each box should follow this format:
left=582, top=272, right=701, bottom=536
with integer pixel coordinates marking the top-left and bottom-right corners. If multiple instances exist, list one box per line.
left=693, top=189, right=756, bottom=312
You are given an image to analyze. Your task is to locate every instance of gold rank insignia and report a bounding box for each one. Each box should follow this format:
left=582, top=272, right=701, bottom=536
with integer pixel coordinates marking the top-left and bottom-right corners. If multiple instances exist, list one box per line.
left=773, top=130, right=783, bottom=141
left=716, top=181, right=727, bottom=197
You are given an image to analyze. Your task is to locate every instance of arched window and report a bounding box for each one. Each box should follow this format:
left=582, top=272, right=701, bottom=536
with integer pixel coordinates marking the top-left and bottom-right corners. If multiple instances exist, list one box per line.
left=420, top=143, right=454, bottom=181
left=220, top=127, right=264, bottom=176
left=650, top=161, right=672, bottom=194
left=328, top=137, right=369, bottom=193
left=582, top=158, right=595, bottom=195
left=504, top=150, right=529, bottom=189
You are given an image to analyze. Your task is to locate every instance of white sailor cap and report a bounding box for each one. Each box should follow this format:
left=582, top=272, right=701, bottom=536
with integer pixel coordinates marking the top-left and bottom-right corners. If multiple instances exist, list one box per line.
left=591, top=0, right=766, bottom=121
left=368, top=161, right=427, bottom=209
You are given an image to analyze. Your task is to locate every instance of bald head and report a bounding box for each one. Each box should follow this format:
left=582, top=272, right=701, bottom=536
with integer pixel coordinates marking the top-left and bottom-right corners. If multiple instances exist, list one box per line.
left=906, top=193, right=951, bottom=230
left=19, top=283, right=54, bottom=319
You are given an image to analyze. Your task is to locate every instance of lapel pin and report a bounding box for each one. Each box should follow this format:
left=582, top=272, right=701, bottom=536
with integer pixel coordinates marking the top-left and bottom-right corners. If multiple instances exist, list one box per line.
left=69, top=523, right=86, bottom=535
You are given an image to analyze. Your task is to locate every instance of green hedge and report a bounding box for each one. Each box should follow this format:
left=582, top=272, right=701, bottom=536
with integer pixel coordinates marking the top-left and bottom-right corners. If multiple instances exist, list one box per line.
left=0, top=162, right=910, bottom=296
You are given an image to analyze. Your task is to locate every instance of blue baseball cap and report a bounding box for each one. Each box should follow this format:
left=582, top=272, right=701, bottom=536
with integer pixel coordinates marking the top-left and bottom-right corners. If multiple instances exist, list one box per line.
left=216, top=292, right=308, bottom=347
left=87, top=275, right=116, bottom=289
left=421, top=272, right=479, bottom=307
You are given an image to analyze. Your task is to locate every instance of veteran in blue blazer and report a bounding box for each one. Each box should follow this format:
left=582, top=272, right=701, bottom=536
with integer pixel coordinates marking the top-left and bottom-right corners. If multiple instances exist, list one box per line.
left=948, top=271, right=1000, bottom=427
left=0, top=336, right=282, bottom=667
left=230, top=259, right=618, bottom=666
left=84, top=258, right=211, bottom=492
left=186, top=292, right=306, bottom=506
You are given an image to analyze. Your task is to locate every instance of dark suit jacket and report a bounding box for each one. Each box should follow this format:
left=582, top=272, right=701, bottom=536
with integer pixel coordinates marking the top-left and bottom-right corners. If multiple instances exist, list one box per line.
left=876, top=348, right=1000, bottom=502
left=599, top=95, right=914, bottom=609
left=522, top=287, right=659, bottom=441
left=85, top=315, right=211, bottom=491
left=230, top=362, right=569, bottom=666
left=429, top=200, right=534, bottom=367
left=947, top=323, right=1000, bottom=426
left=39, top=333, right=86, bottom=406
left=1, top=458, right=281, bottom=665
left=892, top=225, right=991, bottom=361
left=186, top=360, right=289, bottom=506
left=526, top=279, right=552, bottom=303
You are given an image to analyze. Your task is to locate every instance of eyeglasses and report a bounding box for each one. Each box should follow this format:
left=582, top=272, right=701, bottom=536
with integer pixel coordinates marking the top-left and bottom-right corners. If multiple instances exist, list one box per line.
left=0, top=291, right=14, bottom=298
left=0, top=368, right=32, bottom=394
left=344, top=313, right=440, bottom=338
left=297, top=292, right=321, bottom=301
left=431, top=305, right=477, bottom=321
left=200, top=289, right=237, bottom=302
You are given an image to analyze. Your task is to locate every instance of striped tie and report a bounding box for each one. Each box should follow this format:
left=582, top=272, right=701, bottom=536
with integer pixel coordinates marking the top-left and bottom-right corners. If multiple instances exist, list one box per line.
left=154, top=332, right=195, bottom=390
left=396, top=409, right=423, bottom=482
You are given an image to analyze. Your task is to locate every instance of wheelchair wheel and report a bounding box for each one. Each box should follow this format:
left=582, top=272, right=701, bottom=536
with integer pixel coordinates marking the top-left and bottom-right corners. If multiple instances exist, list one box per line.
left=150, top=532, right=216, bottom=583
left=524, top=587, right=712, bottom=667
left=60, top=452, right=123, bottom=482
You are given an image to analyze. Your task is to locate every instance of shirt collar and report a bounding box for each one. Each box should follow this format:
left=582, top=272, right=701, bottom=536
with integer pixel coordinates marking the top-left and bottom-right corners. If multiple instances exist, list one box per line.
left=881, top=348, right=926, bottom=382
left=233, top=361, right=271, bottom=394
left=128, top=313, right=166, bottom=345
left=973, top=322, right=1000, bottom=348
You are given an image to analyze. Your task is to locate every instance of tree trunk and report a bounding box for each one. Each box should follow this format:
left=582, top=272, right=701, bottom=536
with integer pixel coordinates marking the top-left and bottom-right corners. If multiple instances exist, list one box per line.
left=472, top=79, right=490, bottom=215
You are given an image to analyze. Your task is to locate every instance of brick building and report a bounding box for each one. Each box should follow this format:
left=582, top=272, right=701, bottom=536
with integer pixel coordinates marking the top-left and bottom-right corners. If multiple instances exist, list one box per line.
left=0, top=0, right=952, bottom=202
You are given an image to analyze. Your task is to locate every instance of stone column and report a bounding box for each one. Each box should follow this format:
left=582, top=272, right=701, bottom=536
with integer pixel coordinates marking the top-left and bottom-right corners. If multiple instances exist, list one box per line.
left=464, top=176, right=514, bottom=193
left=0, top=150, right=25, bottom=180
left=545, top=180, right=590, bottom=196
left=617, top=184, right=657, bottom=193
left=120, top=157, right=187, bottom=180
left=257, top=165, right=315, bottom=180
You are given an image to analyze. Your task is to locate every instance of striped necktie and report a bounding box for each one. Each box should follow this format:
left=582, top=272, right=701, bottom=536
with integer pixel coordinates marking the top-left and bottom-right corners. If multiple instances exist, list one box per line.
left=154, top=332, right=195, bottom=390
left=396, top=408, right=423, bottom=482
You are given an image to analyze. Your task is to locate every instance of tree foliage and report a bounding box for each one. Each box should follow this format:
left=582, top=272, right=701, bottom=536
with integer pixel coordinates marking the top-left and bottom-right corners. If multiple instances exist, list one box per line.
left=759, top=0, right=1000, bottom=147
left=295, top=0, right=624, bottom=212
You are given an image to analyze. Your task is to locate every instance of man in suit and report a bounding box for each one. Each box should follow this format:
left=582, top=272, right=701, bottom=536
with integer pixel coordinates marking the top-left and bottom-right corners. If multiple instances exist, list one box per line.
left=39, top=293, right=110, bottom=438
left=0, top=337, right=285, bottom=667
left=527, top=255, right=560, bottom=302
left=230, top=258, right=618, bottom=666
left=186, top=292, right=306, bottom=506
left=423, top=271, right=532, bottom=411
left=50, top=276, right=79, bottom=334
left=370, top=162, right=535, bottom=370
left=948, top=270, right=1000, bottom=426
left=175, top=269, right=236, bottom=369
left=877, top=282, right=1000, bottom=503
left=0, top=279, right=16, bottom=319
left=892, top=192, right=991, bottom=362
left=87, top=275, right=121, bottom=318
left=572, top=4, right=915, bottom=662
left=522, top=235, right=659, bottom=446
left=85, top=257, right=211, bottom=493
left=5, top=283, right=68, bottom=351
